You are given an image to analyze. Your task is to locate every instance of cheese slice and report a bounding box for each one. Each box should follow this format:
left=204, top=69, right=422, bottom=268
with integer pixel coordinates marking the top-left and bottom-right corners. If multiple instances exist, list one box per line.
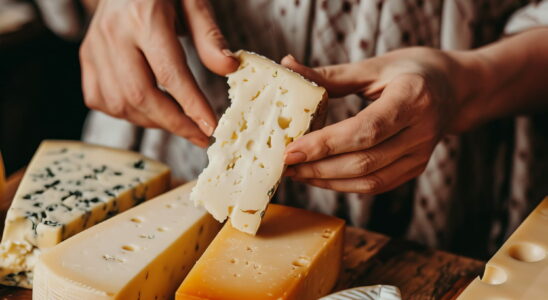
left=191, top=50, right=327, bottom=235
left=33, top=181, right=222, bottom=300
left=0, top=140, right=170, bottom=288
left=176, top=204, right=344, bottom=300
left=458, top=197, right=548, bottom=300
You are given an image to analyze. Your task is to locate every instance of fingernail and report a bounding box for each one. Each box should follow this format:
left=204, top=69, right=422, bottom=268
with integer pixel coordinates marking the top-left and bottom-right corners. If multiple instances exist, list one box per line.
left=199, top=119, right=215, bottom=136
left=284, top=168, right=296, bottom=177
left=222, top=49, right=236, bottom=58
left=284, top=151, right=306, bottom=165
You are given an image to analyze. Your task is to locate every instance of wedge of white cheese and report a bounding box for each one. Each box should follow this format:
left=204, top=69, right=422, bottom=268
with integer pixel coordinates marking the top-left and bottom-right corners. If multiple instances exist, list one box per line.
left=191, top=50, right=327, bottom=235
left=0, top=140, right=170, bottom=288
left=33, top=181, right=222, bottom=300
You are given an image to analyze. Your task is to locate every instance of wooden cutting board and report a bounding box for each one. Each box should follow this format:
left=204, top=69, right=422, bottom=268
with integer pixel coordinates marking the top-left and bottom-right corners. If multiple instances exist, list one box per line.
left=0, top=170, right=483, bottom=300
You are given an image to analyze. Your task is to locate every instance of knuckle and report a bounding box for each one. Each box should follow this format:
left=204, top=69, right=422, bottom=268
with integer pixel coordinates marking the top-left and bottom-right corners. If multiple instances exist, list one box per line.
left=108, top=101, right=127, bottom=118
left=359, top=175, right=383, bottom=194
left=356, top=117, right=384, bottom=146
left=309, top=163, right=324, bottom=178
left=83, top=94, right=99, bottom=110
left=204, top=26, right=225, bottom=42
left=98, top=14, right=120, bottom=36
left=356, top=151, right=376, bottom=175
left=125, top=86, right=147, bottom=107
left=318, top=136, right=335, bottom=157
left=155, top=65, right=178, bottom=87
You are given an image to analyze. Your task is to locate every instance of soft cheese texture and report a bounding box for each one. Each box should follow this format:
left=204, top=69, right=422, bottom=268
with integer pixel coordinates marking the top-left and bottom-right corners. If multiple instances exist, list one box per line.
left=33, top=181, right=222, bottom=300
left=176, top=204, right=344, bottom=300
left=0, top=140, right=170, bottom=288
left=458, top=197, right=548, bottom=300
left=191, top=51, right=327, bottom=235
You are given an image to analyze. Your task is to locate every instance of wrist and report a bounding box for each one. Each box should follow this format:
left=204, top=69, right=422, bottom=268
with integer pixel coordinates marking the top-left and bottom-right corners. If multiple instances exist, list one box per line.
left=445, top=49, right=494, bottom=133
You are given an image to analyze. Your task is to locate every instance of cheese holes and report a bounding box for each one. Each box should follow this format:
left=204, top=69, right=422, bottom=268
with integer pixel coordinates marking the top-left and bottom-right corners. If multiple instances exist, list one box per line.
left=480, top=265, right=507, bottom=285
left=157, top=227, right=168, bottom=232
left=508, top=243, right=546, bottom=263
left=292, top=256, right=310, bottom=268
left=278, top=117, right=292, bottom=129
left=322, top=229, right=333, bottom=239
left=251, top=90, right=261, bottom=101
left=130, top=217, right=143, bottom=223
left=121, top=245, right=137, bottom=252
left=246, top=140, right=254, bottom=151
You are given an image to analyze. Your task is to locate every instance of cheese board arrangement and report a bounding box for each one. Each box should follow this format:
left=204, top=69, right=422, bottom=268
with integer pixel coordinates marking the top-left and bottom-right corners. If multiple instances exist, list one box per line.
left=1, top=50, right=521, bottom=299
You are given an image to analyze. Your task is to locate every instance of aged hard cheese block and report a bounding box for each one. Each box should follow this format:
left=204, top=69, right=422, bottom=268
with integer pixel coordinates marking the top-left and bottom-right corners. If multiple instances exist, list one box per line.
left=458, top=197, right=548, bottom=300
left=33, top=181, right=222, bottom=300
left=176, top=204, right=344, bottom=300
left=0, top=140, right=170, bottom=288
left=191, top=51, right=327, bottom=235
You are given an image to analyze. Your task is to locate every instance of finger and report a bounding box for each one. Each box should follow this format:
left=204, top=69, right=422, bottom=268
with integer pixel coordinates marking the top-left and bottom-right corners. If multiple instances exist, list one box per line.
left=93, top=51, right=159, bottom=129
left=183, top=0, right=239, bottom=75
left=288, top=127, right=426, bottom=179
left=281, top=54, right=377, bottom=98
left=138, top=16, right=218, bottom=137
left=80, top=58, right=103, bottom=110
left=298, top=154, right=426, bottom=194
left=121, top=107, right=161, bottom=129
left=113, top=44, right=210, bottom=147
left=285, top=80, right=417, bottom=165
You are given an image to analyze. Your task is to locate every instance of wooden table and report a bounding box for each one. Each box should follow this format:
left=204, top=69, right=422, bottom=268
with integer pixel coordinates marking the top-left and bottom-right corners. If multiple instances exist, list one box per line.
left=0, top=170, right=483, bottom=300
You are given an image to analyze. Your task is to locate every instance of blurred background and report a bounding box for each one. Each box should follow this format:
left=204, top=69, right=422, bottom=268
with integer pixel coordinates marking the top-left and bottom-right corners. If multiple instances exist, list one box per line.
left=0, top=0, right=89, bottom=175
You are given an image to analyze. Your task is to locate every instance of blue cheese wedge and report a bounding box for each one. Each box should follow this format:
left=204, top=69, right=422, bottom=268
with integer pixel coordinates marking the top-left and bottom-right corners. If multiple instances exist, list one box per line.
left=191, top=50, right=327, bottom=235
left=0, top=140, right=170, bottom=288
left=33, top=181, right=221, bottom=300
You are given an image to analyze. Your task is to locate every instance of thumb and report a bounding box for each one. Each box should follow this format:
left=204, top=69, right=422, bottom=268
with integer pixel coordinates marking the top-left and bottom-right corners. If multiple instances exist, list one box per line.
left=183, top=0, right=239, bottom=76
left=281, top=54, right=376, bottom=98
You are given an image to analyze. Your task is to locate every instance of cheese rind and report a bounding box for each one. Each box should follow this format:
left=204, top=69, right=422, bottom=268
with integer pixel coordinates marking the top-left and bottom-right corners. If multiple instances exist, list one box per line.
left=176, top=204, right=344, bottom=300
left=33, top=181, right=222, bottom=300
left=0, top=140, right=170, bottom=288
left=191, top=51, right=327, bottom=235
left=457, top=197, right=548, bottom=300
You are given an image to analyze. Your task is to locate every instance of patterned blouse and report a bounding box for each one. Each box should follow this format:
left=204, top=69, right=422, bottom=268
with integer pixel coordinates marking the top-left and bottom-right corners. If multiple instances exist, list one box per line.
left=37, top=0, right=548, bottom=259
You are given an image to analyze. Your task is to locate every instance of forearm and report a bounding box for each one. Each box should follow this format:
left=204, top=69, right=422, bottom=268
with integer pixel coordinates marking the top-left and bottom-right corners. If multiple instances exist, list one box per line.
left=450, top=27, right=548, bottom=133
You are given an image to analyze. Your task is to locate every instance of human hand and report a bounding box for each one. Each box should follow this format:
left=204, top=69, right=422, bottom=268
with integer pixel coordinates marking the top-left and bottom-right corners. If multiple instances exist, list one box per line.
left=80, top=0, right=239, bottom=147
left=281, top=47, right=471, bottom=194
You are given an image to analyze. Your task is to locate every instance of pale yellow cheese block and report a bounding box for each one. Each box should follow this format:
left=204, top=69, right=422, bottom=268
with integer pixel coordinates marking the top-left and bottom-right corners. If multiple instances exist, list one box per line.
left=191, top=50, right=327, bottom=235
left=0, top=140, right=171, bottom=288
left=458, top=197, right=548, bottom=300
left=176, top=204, right=344, bottom=300
left=33, top=181, right=222, bottom=300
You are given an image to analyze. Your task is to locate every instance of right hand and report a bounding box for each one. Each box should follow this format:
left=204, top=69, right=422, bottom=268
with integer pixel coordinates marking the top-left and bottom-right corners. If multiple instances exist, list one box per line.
left=80, top=0, right=239, bottom=147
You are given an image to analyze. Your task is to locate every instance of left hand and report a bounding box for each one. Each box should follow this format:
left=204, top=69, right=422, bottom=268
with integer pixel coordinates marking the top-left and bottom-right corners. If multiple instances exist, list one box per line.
left=281, top=47, right=469, bottom=194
